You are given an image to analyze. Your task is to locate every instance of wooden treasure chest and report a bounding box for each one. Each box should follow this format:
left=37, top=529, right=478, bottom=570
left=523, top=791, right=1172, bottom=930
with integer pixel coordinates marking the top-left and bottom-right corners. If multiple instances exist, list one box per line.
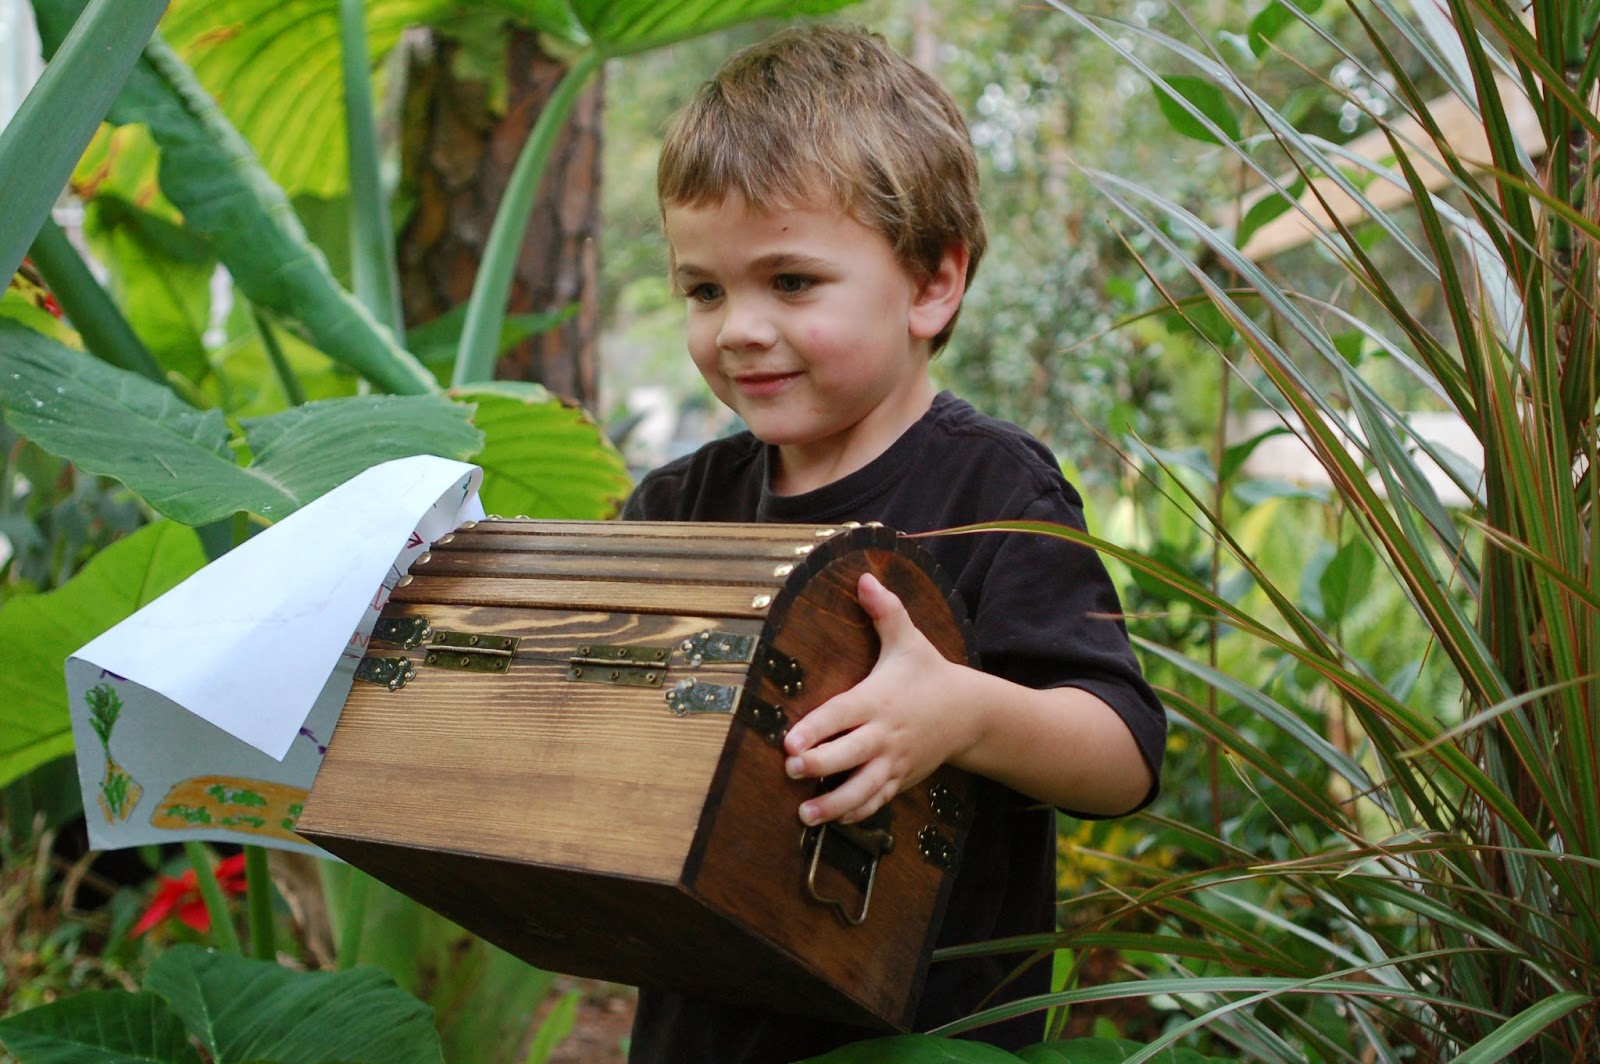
left=297, top=519, right=976, bottom=1031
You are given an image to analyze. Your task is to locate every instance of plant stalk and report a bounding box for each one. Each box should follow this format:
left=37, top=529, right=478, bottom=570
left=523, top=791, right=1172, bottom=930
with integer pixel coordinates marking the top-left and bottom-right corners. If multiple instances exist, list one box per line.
left=251, top=306, right=306, bottom=407
left=183, top=840, right=241, bottom=953
left=0, top=0, right=169, bottom=282
left=27, top=219, right=166, bottom=385
left=245, top=846, right=276, bottom=961
left=338, top=0, right=406, bottom=344
left=336, top=868, right=370, bottom=969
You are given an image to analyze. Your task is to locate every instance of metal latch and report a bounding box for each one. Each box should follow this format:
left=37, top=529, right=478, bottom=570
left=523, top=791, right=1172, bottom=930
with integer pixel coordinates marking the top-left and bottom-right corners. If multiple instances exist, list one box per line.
left=372, top=616, right=433, bottom=649
left=422, top=631, right=520, bottom=673
left=355, top=656, right=416, bottom=690
left=664, top=680, right=789, bottom=748
left=568, top=643, right=671, bottom=687
left=679, top=630, right=756, bottom=666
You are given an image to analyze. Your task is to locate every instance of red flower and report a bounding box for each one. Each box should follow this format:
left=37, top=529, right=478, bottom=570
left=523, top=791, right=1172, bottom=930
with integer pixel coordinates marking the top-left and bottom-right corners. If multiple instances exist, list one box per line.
left=131, top=853, right=248, bottom=937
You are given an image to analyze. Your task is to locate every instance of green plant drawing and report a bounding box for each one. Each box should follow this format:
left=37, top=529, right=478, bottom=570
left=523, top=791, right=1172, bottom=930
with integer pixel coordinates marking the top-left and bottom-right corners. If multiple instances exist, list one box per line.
left=85, top=680, right=141, bottom=822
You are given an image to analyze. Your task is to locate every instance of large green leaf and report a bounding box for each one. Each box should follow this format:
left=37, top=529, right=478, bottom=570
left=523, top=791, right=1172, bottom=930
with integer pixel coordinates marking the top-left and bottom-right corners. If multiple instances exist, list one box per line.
left=0, top=991, right=201, bottom=1064
left=0, top=320, right=481, bottom=524
left=489, top=0, right=863, bottom=54
left=457, top=380, right=632, bottom=519
left=158, top=0, right=453, bottom=200
left=0, top=0, right=169, bottom=283
left=147, top=0, right=852, bottom=201
left=144, top=946, right=445, bottom=1064
left=31, top=0, right=437, bottom=396
left=0, top=520, right=205, bottom=789
left=237, top=395, right=483, bottom=519
left=800, top=1034, right=1022, bottom=1063
left=81, top=196, right=215, bottom=384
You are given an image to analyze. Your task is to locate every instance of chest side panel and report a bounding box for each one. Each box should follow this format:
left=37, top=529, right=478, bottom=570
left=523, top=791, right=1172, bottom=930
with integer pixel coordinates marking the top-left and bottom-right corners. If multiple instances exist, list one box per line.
left=685, top=529, right=979, bottom=1030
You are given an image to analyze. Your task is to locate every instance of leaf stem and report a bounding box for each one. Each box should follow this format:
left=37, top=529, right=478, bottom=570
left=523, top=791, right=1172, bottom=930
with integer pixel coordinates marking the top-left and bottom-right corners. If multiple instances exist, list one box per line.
left=27, top=218, right=166, bottom=385
left=339, top=0, right=405, bottom=343
left=245, top=846, right=276, bottom=961
left=183, top=840, right=242, bottom=953
left=251, top=306, right=306, bottom=407
left=336, top=867, right=369, bottom=968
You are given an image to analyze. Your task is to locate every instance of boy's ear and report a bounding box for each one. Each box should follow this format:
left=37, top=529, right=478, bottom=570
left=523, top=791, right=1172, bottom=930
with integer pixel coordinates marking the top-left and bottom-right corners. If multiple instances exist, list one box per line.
left=908, top=244, right=969, bottom=341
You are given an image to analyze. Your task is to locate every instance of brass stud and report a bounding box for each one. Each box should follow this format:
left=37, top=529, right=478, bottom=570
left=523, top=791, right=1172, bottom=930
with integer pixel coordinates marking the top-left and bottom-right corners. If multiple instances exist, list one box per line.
left=794, top=545, right=814, bottom=555
left=773, top=563, right=795, bottom=577
left=842, top=521, right=861, bottom=529
left=814, top=528, right=837, bottom=537
left=752, top=594, right=773, bottom=609
left=397, top=574, right=414, bottom=588
left=459, top=520, right=478, bottom=529
left=436, top=534, right=455, bottom=545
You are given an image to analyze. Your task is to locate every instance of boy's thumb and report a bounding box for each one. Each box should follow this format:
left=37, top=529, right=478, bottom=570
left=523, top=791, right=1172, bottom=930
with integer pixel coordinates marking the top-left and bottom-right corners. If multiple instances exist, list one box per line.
left=857, top=572, right=911, bottom=637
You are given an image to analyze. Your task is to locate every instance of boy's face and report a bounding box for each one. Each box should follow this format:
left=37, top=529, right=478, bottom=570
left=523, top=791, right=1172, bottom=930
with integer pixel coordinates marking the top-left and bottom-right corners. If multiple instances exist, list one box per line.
left=663, top=193, right=957, bottom=491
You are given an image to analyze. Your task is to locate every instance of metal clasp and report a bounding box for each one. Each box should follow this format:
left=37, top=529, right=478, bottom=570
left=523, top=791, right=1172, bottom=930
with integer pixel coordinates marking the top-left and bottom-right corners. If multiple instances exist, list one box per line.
left=354, top=656, right=416, bottom=691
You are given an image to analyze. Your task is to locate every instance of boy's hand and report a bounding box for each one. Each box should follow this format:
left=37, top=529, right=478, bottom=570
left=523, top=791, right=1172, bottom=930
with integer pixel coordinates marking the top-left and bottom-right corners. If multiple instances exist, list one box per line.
left=781, top=573, right=978, bottom=826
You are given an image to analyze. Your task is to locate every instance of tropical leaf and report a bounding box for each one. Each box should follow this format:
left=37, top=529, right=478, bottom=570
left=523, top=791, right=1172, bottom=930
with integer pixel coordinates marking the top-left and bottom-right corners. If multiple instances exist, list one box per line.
left=80, top=196, right=216, bottom=384
left=799, top=1033, right=1022, bottom=1063
left=0, top=992, right=202, bottom=1064
left=0, top=320, right=479, bottom=524
left=144, top=945, right=445, bottom=1064
left=156, top=0, right=453, bottom=200
left=489, top=0, right=863, bottom=54
left=457, top=380, right=632, bottom=519
left=0, top=0, right=169, bottom=283
left=31, top=0, right=437, bottom=395
left=0, top=521, right=205, bottom=793
left=237, top=394, right=483, bottom=520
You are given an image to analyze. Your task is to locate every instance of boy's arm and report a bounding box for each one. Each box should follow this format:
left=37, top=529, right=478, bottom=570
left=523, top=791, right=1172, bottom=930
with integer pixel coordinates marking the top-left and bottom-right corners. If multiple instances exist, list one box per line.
left=781, top=573, right=1153, bottom=826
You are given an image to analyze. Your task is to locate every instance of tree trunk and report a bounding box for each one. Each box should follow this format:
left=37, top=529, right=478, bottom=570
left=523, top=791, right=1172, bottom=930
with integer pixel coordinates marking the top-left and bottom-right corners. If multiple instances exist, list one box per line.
left=397, top=25, right=603, bottom=410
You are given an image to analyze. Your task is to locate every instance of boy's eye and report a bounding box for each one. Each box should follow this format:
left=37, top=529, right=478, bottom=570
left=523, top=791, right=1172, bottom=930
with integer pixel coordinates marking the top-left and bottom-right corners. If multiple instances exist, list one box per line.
left=773, top=274, right=814, bottom=295
left=685, top=282, right=722, bottom=304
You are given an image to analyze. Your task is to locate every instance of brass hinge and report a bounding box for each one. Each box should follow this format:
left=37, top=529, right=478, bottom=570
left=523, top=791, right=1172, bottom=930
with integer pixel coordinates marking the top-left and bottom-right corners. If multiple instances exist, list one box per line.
left=422, top=630, right=520, bottom=673
left=567, top=643, right=672, bottom=687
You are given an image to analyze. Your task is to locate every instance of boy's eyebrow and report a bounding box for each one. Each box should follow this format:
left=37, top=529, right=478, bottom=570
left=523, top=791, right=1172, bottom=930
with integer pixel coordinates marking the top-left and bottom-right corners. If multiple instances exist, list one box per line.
left=673, top=252, right=833, bottom=280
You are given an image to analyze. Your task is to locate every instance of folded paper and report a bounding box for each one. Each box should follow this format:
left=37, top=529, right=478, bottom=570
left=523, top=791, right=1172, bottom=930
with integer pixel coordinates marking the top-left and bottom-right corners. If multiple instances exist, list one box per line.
left=67, top=455, right=484, bottom=854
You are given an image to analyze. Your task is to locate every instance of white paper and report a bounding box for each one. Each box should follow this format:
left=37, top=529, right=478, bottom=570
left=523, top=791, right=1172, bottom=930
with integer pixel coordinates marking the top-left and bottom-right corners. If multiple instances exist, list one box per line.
left=68, top=455, right=484, bottom=853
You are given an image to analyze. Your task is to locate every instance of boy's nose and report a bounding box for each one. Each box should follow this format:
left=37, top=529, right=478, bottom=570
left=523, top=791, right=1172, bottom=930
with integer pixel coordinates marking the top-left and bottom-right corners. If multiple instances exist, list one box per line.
left=716, top=299, right=777, bottom=351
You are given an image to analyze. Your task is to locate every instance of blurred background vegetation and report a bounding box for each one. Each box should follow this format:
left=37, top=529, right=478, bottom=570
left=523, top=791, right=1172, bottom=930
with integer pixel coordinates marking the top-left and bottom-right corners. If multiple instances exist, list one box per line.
left=4, top=0, right=1597, bottom=1060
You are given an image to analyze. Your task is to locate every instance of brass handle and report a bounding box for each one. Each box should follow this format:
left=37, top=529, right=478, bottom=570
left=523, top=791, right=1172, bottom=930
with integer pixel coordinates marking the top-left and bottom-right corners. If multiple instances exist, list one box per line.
left=803, top=819, right=895, bottom=927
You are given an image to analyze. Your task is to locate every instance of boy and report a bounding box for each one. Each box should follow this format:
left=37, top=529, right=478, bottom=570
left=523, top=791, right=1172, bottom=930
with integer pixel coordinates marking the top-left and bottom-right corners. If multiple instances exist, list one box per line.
left=622, top=23, right=1166, bottom=1063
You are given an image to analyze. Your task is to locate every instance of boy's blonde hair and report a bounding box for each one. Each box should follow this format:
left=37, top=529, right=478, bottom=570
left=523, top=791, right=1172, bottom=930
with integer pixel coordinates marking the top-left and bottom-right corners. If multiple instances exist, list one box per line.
left=658, top=23, right=986, bottom=352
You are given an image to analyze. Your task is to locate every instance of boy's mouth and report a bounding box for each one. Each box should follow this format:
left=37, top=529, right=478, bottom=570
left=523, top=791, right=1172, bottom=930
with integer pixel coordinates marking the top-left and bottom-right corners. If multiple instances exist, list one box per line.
left=731, top=370, right=803, bottom=398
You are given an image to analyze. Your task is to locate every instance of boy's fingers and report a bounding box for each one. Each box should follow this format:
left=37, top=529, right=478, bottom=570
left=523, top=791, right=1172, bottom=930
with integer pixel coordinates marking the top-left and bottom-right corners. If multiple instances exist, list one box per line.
left=785, top=723, right=879, bottom=780
left=798, top=762, right=893, bottom=826
left=783, top=691, right=871, bottom=757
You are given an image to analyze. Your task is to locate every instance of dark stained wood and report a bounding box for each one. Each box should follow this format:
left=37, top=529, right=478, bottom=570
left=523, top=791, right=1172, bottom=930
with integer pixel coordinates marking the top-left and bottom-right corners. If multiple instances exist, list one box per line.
left=298, top=520, right=976, bottom=1031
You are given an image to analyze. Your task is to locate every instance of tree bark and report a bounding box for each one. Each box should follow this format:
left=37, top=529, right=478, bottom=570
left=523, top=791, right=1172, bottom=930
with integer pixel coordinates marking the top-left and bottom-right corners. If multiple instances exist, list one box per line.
left=397, top=25, right=603, bottom=409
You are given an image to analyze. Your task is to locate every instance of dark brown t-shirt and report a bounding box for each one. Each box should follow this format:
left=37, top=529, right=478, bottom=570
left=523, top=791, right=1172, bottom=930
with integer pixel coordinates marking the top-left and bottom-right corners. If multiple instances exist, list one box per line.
left=623, top=392, right=1165, bottom=1063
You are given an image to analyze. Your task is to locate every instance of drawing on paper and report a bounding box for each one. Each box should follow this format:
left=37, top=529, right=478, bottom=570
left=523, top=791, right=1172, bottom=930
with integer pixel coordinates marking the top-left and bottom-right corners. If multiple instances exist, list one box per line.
left=150, top=775, right=310, bottom=842
left=86, top=682, right=143, bottom=823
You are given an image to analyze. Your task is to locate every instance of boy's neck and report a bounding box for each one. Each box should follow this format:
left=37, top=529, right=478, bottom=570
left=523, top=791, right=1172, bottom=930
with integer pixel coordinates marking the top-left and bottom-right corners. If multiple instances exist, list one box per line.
left=768, top=377, right=937, bottom=497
